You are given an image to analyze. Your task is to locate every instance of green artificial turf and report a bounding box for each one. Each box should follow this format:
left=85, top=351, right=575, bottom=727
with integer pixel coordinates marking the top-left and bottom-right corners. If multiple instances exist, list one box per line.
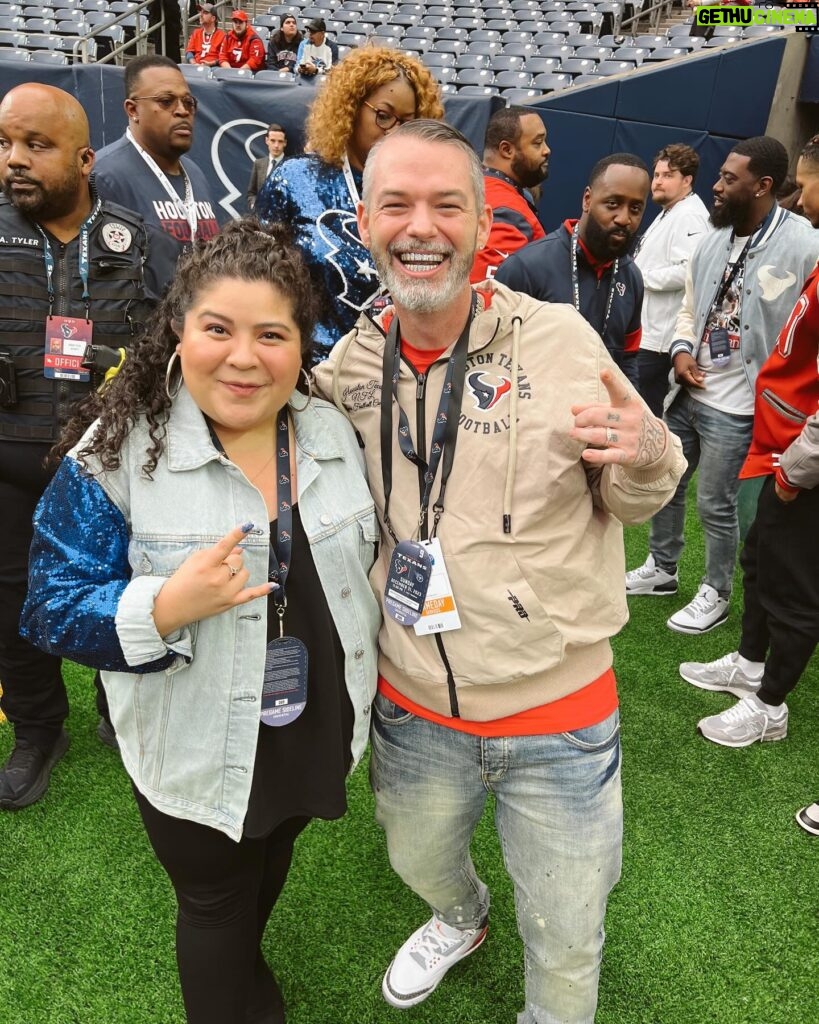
left=2, top=501, right=818, bottom=1024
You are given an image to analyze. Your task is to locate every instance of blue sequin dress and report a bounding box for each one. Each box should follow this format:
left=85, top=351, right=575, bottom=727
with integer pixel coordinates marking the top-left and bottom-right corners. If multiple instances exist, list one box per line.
left=256, top=155, right=382, bottom=360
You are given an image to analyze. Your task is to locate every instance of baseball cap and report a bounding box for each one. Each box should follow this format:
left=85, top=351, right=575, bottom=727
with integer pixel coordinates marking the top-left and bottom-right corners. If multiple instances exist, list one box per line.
left=306, top=17, right=326, bottom=31
left=231, top=9, right=249, bottom=21
left=198, top=2, right=216, bottom=11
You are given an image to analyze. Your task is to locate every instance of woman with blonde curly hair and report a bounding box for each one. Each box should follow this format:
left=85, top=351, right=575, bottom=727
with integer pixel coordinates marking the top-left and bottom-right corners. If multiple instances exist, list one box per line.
left=256, top=47, right=444, bottom=359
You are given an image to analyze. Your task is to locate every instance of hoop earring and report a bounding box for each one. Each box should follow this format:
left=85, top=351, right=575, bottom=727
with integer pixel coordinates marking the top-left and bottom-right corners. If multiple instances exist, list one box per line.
left=289, top=367, right=313, bottom=411
left=165, top=351, right=182, bottom=400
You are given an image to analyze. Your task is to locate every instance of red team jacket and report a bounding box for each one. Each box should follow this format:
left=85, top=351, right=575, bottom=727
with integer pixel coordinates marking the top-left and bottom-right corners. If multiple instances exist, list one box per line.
left=741, top=262, right=819, bottom=491
left=470, top=169, right=546, bottom=283
left=218, top=28, right=266, bottom=70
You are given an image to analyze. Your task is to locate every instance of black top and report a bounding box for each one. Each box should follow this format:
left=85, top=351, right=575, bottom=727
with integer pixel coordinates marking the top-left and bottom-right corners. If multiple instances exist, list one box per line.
left=243, top=504, right=353, bottom=839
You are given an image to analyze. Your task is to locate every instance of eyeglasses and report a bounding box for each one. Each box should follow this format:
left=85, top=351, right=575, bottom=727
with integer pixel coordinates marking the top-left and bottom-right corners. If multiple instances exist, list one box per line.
left=130, top=93, right=199, bottom=113
left=363, top=101, right=414, bottom=133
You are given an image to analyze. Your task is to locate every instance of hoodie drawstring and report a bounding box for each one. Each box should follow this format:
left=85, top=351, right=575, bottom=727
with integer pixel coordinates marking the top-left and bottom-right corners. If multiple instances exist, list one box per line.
left=503, top=315, right=522, bottom=535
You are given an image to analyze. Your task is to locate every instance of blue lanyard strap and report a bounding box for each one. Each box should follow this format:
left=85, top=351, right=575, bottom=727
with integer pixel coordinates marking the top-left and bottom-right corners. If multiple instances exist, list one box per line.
left=36, top=196, right=102, bottom=315
left=570, top=223, right=619, bottom=341
left=379, top=296, right=475, bottom=542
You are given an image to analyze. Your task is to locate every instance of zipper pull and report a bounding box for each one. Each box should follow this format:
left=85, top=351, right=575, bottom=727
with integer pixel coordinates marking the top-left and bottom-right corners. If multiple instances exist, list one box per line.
left=416, top=371, right=426, bottom=401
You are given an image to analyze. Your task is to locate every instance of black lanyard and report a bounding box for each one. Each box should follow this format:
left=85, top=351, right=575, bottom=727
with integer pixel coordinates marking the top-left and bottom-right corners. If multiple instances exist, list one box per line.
left=571, top=223, right=619, bottom=340
left=208, top=408, right=293, bottom=632
left=379, top=298, right=475, bottom=543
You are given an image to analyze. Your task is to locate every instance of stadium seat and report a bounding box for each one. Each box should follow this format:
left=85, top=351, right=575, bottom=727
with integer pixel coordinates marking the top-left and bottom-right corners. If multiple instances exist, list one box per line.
left=430, top=64, right=458, bottom=82
left=454, top=16, right=484, bottom=28
left=613, top=44, right=648, bottom=62
left=455, top=50, right=490, bottom=67
left=491, top=52, right=526, bottom=69
left=424, top=49, right=457, bottom=65
left=21, top=16, right=55, bottom=31
left=335, top=31, right=368, bottom=45
left=254, top=69, right=298, bottom=82
left=524, top=54, right=561, bottom=72
left=0, top=45, right=27, bottom=57
left=54, top=7, right=83, bottom=19
left=565, top=31, right=595, bottom=45
left=634, top=33, right=665, bottom=47
left=405, top=23, right=435, bottom=38
left=576, top=44, right=611, bottom=59
left=179, top=62, right=210, bottom=78
left=432, top=37, right=466, bottom=53
left=517, top=19, right=548, bottom=31
left=534, top=30, right=570, bottom=43
left=597, top=58, right=634, bottom=74
left=456, top=83, right=499, bottom=95
left=467, top=39, right=502, bottom=55
left=598, top=33, right=632, bottom=46
left=26, top=33, right=63, bottom=49
left=503, top=40, right=536, bottom=56
left=482, top=20, right=513, bottom=32
left=644, top=46, right=687, bottom=59
left=470, top=27, right=503, bottom=40
left=743, top=23, right=783, bottom=36
left=0, top=15, right=23, bottom=27
left=503, top=28, right=532, bottom=42
left=494, top=68, right=533, bottom=86
left=456, top=66, right=495, bottom=84
left=531, top=70, right=570, bottom=90
left=438, top=25, right=469, bottom=39
left=420, top=14, right=453, bottom=27
left=370, top=33, right=400, bottom=46
left=537, top=42, right=573, bottom=58
left=561, top=56, right=596, bottom=74
left=501, top=86, right=540, bottom=99
left=30, top=46, right=66, bottom=60
left=210, top=67, right=255, bottom=79
left=704, top=35, right=740, bottom=45
left=0, top=27, right=25, bottom=43
left=573, top=73, right=600, bottom=85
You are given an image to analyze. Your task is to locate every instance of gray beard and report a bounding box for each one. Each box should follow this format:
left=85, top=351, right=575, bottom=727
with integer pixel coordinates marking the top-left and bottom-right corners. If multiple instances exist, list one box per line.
left=372, top=246, right=474, bottom=314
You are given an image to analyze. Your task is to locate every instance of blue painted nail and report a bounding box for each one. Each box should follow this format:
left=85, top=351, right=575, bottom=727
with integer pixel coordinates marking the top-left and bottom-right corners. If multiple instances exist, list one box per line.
left=240, top=522, right=254, bottom=533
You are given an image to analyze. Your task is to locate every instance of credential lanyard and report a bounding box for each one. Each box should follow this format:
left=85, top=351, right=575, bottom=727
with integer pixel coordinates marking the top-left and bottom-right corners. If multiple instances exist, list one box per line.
left=37, top=196, right=102, bottom=317
left=571, top=223, right=619, bottom=340
left=208, top=409, right=293, bottom=635
left=379, top=298, right=475, bottom=543
left=126, top=127, right=198, bottom=241
left=341, top=154, right=361, bottom=208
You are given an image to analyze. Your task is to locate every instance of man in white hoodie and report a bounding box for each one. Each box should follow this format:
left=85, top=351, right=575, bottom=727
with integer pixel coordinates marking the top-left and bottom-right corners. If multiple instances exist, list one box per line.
left=634, top=143, right=710, bottom=416
left=315, top=119, right=685, bottom=1024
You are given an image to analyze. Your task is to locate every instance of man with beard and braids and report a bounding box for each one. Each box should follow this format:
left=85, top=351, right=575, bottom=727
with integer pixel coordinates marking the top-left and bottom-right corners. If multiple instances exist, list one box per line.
left=94, top=55, right=222, bottom=284
left=495, top=152, right=650, bottom=388
left=626, top=135, right=819, bottom=636
left=314, top=119, right=685, bottom=1024
left=0, top=83, right=164, bottom=809
left=469, top=106, right=549, bottom=284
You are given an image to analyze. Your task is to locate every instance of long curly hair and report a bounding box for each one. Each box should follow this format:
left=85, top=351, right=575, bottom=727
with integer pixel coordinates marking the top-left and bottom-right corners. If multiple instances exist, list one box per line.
left=305, top=47, right=445, bottom=167
left=54, top=220, right=318, bottom=476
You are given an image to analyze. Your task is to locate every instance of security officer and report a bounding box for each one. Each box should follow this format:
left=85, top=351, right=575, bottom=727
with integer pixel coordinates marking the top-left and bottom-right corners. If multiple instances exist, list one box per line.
left=0, top=83, right=167, bottom=810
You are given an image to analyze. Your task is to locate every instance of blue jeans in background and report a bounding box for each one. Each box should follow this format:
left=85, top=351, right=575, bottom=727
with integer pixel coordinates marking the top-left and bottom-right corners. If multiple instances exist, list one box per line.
left=650, top=390, right=754, bottom=597
left=370, top=692, right=623, bottom=1024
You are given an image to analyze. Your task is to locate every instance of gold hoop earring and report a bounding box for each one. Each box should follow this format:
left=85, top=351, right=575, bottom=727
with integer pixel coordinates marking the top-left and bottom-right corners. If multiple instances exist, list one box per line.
left=289, top=367, right=313, bottom=411
left=165, top=351, right=182, bottom=400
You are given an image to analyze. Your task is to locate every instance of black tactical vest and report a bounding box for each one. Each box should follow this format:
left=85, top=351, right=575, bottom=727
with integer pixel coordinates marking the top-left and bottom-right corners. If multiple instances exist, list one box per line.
left=0, top=196, right=152, bottom=442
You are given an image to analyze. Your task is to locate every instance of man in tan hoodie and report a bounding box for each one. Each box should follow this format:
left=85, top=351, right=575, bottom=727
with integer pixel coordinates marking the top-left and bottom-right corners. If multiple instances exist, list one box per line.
left=314, top=120, right=685, bottom=1024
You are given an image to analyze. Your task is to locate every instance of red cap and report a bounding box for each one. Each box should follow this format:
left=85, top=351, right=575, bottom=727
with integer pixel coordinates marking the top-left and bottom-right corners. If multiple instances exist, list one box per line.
left=231, top=9, right=249, bottom=20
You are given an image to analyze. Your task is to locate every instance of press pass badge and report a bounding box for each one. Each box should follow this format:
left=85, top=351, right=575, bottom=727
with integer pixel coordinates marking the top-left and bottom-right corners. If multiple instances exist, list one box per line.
left=44, top=317, right=92, bottom=382
left=385, top=540, right=434, bottom=626
left=261, top=636, right=308, bottom=726
left=413, top=537, right=461, bottom=636
left=707, top=327, right=732, bottom=368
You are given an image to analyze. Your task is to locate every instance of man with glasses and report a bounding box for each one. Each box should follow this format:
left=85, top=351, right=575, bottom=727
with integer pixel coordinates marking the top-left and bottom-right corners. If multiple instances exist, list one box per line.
left=94, top=55, right=221, bottom=284
left=296, top=18, right=334, bottom=77
left=217, top=9, right=266, bottom=71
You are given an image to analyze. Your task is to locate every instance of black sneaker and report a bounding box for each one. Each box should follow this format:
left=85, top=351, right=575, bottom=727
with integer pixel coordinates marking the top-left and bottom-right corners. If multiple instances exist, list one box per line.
left=96, top=717, right=119, bottom=751
left=0, top=730, right=70, bottom=810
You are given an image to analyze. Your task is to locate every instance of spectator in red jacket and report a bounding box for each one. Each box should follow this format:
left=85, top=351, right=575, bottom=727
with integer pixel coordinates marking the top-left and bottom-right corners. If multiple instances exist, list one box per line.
left=470, top=106, right=549, bottom=283
left=218, top=10, right=266, bottom=71
left=184, top=3, right=225, bottom=66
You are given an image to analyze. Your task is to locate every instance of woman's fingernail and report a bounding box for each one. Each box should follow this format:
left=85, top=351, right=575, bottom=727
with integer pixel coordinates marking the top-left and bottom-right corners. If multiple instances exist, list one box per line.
left=240, top=522, right=254, bottom=533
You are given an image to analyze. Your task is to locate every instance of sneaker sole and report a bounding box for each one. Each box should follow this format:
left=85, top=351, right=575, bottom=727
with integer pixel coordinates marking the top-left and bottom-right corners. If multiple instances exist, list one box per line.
left=679, top=670, right=760, bottom=698
left=0, top=731, right=70, bottom=810
left=795, top=809, right=819, bottom=836
left=381, top=925, right=488, bottom=1009
left=625, top=585, right=679, bottom=597
left=667, top=610, right=729, bottom=635
left=697, top=723, right=788, bottom=747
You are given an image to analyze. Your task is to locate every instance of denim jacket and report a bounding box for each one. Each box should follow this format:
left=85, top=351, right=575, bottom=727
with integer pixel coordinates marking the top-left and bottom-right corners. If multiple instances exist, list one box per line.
left=21, top=387, right=381, bottom=841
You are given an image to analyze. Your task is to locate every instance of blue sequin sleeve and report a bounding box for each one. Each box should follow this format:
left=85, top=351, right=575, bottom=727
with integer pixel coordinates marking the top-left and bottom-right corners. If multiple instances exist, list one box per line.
left=20, top=457, right=175, bottom=674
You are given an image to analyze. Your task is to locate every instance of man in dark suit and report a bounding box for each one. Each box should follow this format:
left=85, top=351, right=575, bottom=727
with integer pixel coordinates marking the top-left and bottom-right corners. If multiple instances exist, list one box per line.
left=247, top=123, right=286, bottom=211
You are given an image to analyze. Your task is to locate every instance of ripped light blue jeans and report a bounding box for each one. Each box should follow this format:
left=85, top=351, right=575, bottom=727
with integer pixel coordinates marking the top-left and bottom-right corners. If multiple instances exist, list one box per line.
left=370, top=692, right=623, bottom=1024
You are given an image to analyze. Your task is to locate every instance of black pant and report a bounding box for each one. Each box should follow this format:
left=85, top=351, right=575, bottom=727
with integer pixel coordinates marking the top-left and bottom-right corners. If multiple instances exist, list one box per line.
left=738, top=476, right=819, bottom=706
left=134, top=785, right=309, bottom=1024
left=637, top=350, right=672, bottom=419
left=0, top=442, right=109, bottom=753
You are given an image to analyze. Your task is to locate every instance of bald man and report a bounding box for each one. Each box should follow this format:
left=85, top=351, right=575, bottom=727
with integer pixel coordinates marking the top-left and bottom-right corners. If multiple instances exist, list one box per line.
left=0, top=84, right=165, bottom=809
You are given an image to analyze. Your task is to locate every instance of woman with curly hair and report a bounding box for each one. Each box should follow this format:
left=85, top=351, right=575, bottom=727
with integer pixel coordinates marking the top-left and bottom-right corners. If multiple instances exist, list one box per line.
left=266, top=14, right=302, bottom=71
left=21, top=220, right=380, bottom=1024
left=256, top=46, right=444, bottom=360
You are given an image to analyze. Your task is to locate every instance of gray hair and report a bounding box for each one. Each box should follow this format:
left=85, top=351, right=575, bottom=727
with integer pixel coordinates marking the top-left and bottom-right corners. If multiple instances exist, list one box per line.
left=362, top=119, right=485, bottom=210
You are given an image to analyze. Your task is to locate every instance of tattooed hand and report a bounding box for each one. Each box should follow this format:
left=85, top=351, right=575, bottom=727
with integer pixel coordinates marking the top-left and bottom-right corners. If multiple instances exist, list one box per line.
left=569, top=369, right=668, bottom=468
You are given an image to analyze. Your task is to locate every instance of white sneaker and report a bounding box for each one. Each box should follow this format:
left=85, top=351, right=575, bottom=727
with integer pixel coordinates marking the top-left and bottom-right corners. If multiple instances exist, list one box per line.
left=382, top=914, right=488, bottom=1009
left=795, top=802, right=819, bottom=836
left=679, top=651, right=762, bottom=698
left=667, top=584, right=729, bottom=634
left=697, top=695, right=788, bottom=748
left=625, top=553, right=679, bottom=596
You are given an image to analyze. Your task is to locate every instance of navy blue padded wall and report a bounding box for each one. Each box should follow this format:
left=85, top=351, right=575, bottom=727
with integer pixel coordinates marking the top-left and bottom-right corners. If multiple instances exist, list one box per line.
left=615, top=56, right=720, bottom=131
left=706, top=36, right=786, bottom=137
left=799, top=35, right=819, bottom=101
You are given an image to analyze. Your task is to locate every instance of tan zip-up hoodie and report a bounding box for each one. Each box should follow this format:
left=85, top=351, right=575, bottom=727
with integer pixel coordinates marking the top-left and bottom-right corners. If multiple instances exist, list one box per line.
left=314, top=282, right=685, bottom=721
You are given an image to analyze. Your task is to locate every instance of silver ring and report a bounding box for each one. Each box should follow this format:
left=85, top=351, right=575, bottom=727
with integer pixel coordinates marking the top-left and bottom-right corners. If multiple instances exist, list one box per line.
left=606, top=427, right=616, bottom=445
left=222, top=561, right=239, bottom=579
